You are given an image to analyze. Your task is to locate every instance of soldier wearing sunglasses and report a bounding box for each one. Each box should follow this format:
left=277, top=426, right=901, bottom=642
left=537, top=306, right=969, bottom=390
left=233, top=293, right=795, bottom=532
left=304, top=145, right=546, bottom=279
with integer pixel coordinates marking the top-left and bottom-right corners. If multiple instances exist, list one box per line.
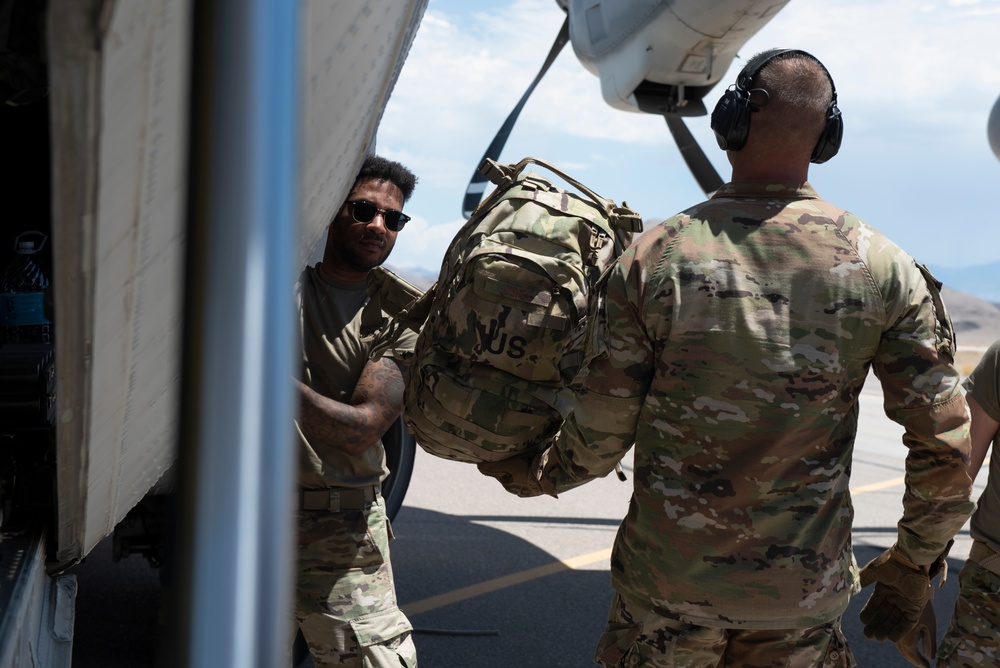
left=293, top=155, right=419, bottom=667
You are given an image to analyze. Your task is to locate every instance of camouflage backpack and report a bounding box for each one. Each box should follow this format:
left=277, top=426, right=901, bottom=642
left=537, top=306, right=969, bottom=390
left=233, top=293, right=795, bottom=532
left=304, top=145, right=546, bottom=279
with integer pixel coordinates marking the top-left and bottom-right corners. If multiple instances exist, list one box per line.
left=369, top=156, right=642, bottom=463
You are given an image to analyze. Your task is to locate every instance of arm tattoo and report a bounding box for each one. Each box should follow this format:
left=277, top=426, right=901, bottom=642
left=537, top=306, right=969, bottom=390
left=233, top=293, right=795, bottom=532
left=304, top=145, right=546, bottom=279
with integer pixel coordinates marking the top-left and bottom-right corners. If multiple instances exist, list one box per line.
left=298, top=357, right=406, bottom=458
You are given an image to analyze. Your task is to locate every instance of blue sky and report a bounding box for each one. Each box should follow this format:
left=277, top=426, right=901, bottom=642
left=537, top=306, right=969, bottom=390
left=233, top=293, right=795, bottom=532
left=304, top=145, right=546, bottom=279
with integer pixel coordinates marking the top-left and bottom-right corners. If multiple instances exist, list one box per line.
left=376, top=0, right=1000, bottom=289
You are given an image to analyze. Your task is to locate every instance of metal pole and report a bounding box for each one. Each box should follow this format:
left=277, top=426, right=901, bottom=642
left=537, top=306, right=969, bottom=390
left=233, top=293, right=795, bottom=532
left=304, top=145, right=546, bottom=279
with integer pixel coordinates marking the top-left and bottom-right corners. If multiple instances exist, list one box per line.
left=172, top=0, right=299, bottom=665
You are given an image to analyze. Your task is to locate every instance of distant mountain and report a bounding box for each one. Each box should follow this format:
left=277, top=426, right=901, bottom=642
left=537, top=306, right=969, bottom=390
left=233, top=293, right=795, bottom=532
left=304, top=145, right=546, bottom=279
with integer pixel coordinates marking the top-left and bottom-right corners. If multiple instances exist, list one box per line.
left=941, top=286, right=1000, bottom=349
left=928, top=261, right=1000, bottom=304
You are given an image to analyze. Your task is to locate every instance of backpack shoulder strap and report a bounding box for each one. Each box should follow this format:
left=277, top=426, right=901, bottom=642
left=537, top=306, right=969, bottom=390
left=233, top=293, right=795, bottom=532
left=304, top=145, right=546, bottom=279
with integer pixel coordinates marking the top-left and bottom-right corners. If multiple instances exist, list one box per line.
left=363, top=266, right=435, bottom=361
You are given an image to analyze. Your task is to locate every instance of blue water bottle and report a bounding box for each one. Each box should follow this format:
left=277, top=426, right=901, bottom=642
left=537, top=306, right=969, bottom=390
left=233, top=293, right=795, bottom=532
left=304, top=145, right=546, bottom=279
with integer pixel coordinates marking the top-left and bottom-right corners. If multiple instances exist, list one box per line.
left=1, top=231, right=52, bottom=344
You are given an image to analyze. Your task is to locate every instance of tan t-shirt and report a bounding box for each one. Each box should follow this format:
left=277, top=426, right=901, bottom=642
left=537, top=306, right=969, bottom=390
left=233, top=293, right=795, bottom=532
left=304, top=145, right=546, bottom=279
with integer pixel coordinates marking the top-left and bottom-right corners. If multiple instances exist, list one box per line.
left=966, top=338, right=1000, bottom=552
left=295, top=264, right=416, bottom=489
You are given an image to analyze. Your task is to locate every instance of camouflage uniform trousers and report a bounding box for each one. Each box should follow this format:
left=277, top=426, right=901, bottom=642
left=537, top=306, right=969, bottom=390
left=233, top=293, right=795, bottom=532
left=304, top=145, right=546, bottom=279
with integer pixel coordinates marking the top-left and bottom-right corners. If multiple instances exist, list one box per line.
left=295, top=494, right=417, bottom=667
left=595, top=593, right=855, bottom=668
left=937, top=558, right=1000, bottom=667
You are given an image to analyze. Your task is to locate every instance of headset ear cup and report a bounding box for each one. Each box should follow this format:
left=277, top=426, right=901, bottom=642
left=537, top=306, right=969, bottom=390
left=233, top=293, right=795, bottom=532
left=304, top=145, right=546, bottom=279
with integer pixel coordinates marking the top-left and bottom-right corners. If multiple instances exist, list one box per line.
left=711, top=89, right=752, bottom=152
left=810, top=106, right=843, bottom=164
left=715, top=48, right=843, bottom=161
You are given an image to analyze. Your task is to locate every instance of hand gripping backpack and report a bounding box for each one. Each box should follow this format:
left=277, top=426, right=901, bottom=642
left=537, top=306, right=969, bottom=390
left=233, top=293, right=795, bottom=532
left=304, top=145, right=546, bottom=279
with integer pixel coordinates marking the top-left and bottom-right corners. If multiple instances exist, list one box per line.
left=367, top=156, right=642, bottom=463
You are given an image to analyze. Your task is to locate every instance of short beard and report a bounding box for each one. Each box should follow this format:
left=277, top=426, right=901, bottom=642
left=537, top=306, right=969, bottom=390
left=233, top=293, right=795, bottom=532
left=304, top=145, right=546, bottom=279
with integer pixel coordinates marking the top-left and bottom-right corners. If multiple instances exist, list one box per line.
left=343, top=248, right=386, bottom=274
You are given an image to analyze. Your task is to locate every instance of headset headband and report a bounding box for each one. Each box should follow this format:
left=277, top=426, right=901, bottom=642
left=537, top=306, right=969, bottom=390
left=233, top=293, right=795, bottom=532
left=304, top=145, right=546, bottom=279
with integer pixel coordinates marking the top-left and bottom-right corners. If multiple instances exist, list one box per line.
left=736, top=48, right=838, bottom=105
left=710, top=47, right=843, bottom=163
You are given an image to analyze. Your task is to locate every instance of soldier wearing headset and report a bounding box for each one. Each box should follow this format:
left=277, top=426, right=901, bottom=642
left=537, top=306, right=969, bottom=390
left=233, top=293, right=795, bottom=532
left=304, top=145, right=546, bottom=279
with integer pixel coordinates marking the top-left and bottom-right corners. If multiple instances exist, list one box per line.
left=482, top=49, right=974, bottom=667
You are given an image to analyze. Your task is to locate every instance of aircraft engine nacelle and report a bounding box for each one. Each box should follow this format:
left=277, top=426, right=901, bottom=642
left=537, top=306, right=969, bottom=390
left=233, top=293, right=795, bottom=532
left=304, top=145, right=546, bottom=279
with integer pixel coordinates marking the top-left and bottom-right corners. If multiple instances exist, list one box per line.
left=989, top=93, right=1000, bottom=162
left=567, top=0, right=790, bottom=116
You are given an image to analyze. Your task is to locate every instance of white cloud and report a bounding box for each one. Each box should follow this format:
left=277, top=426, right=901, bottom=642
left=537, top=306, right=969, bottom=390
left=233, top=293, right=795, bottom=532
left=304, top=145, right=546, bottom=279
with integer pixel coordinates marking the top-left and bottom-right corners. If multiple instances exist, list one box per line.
left=376, top=0, right=1000, bottom=273
left=383, top=214, right=465, bottom=273
left=383, top=0, right=1000, bottom=175
left=749, top=0, right=1000, bottom=145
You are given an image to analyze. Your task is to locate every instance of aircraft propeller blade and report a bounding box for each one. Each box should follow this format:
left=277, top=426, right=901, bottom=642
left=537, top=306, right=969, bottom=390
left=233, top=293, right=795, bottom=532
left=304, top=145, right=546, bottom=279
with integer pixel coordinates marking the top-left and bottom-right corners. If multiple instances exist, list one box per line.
left=461, top=17, right=569, bottom=219
left=664, top=114, right=724, bottom=197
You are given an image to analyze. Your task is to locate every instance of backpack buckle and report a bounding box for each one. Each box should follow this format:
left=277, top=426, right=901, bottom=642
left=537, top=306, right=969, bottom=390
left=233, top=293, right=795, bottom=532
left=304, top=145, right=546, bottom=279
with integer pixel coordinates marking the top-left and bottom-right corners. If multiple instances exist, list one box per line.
left=609, top=204, right=643, bottom=233
left=478, top=158, right=513, bottom=187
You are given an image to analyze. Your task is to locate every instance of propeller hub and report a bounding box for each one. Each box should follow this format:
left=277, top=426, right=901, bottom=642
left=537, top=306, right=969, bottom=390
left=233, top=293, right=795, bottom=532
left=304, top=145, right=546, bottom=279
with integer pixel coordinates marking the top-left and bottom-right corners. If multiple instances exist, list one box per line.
left=989, top=93, right=1000, bottom=163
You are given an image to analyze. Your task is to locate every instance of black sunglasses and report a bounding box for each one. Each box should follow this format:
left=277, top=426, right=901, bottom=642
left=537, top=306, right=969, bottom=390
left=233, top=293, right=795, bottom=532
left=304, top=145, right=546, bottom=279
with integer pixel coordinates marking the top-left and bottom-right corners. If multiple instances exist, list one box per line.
left=345, top=199, right=410, bottom=232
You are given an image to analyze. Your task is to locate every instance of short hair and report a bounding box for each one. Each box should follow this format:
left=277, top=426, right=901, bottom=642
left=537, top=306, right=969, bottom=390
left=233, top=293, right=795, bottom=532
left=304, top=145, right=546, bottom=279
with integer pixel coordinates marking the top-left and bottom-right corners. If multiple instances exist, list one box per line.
left=756, top=52, right=833, bottom=115
left=751, top=53, right=834, bottom=151
left=351, top=155, right=418, bottom=203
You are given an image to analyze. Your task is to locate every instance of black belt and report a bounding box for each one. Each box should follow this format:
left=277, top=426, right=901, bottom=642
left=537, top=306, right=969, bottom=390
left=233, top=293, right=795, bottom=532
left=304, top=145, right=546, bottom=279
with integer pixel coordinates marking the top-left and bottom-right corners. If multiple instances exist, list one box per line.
left=298, top=486, right=378, bottom=512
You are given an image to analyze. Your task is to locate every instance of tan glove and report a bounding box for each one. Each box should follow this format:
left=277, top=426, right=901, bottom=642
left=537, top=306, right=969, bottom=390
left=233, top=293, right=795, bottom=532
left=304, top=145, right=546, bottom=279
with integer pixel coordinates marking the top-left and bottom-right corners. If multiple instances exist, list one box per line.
left=894, top=600, right=936, bottom=668
left=477, top=447, right=558, bottom=498
left=478, top=452, right=541, bottom=497
left=859, top=545, right=933, bottom=641
left=859, top=542, right=951, bottom=666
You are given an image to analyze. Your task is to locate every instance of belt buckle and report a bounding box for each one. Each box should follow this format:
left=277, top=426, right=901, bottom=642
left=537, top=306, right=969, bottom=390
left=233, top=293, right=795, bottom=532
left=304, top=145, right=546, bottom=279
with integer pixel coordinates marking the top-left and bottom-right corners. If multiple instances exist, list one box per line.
left=328, top=489, right=343, bottom=512
left=301, top=489, right=332, bottom=511
left=299, top=486, right=376, bottom=512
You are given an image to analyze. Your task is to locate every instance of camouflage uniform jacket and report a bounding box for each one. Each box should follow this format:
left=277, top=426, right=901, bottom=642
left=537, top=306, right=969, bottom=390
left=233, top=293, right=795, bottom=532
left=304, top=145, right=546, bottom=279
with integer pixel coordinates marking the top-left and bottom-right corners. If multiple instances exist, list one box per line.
left=543, top=181, right=975, bottom=629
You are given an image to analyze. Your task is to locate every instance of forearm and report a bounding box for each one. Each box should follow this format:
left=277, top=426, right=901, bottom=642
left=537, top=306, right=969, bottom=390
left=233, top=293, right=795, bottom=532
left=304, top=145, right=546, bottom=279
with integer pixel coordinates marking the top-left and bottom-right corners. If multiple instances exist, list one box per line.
left=297, top=381, right=382, bottom=457
left=541, top=390, right=641, bottom=494
left=967, top=395, right=999, bottom=481
left=895, top=393, right=975, bottom=564
left=296, top=357, right=406, bottom=459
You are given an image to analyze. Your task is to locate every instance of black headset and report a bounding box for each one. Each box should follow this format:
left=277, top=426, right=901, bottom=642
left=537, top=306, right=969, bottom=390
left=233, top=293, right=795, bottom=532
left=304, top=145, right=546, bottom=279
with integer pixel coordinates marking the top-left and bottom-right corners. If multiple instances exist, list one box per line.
left=710, top=48, right=843, bottom=164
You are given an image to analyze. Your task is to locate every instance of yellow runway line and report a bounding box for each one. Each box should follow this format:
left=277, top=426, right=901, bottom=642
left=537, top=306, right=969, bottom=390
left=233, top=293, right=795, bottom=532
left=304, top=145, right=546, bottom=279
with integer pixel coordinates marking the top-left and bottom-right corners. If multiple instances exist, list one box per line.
left=851, top=477, right=906, bottom=494
left=402, top=547, right=612, bottom=617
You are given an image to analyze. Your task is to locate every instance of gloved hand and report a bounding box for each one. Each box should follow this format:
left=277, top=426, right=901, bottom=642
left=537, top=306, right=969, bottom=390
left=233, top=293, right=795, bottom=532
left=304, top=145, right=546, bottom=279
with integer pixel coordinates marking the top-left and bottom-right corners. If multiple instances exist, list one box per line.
left=858, top=545, right=933, bottom=643
left=478, top=451, right=543, bottom=497
left=894, top=599, right=937, bottom=668
left=477, top=447, right=557, bottom=498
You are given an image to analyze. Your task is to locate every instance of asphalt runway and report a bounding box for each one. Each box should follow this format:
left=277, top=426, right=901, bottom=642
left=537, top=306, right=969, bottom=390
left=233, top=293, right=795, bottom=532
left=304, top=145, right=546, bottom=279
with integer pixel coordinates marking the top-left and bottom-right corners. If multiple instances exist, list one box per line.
left=392, top=410, right=983, bottom=667
left=69, top=372, right=987, bottom=667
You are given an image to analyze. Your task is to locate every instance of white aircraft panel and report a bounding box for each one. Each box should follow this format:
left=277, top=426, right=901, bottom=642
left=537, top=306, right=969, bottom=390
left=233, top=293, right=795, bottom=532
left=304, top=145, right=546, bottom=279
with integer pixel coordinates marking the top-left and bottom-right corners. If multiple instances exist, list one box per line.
left=48, top=0, right=427, bottom=563
left=297, top=0, right=427, bottom=265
